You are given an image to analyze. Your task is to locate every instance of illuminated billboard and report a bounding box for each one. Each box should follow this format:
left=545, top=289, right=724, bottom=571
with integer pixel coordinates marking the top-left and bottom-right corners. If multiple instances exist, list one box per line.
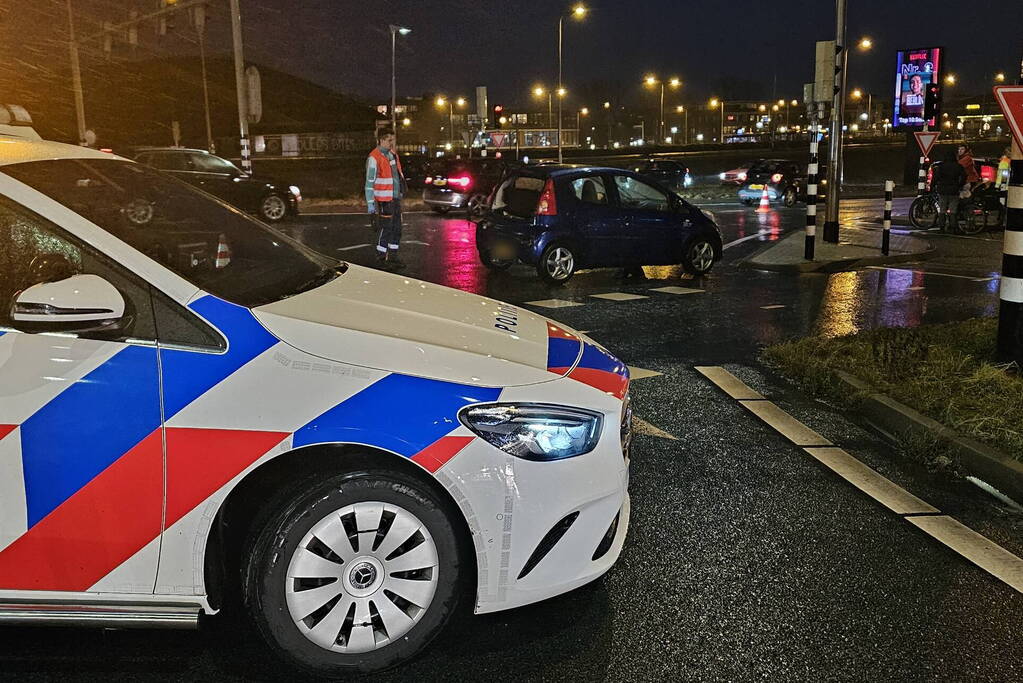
left=893, top=47, right=942, bottom=128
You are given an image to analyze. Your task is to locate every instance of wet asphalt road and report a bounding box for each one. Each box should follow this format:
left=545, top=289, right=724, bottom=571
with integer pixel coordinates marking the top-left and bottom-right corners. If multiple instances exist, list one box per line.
left=3, top=199, right=1020, bottom=682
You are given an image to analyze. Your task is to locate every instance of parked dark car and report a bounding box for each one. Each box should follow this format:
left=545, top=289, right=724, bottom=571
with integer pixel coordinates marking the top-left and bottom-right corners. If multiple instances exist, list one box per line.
left=476, top=165, right=723, bottom=284
left=633, top=159, right=694, bottom=191
left=131, top=147, right=301, bottom=223
left=424, top=158, right=508, bottom=216
left=737, top=159, right=804, bottom=207
left=401, top=154, right=432, bottom=190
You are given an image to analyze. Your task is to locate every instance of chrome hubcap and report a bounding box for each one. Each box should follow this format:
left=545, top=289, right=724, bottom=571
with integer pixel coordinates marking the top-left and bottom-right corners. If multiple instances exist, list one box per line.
left=262, top=195, right=287, bottom=220
left=690, top=242, right=714, bottom=272
left=285, top=501, right=439, bottom=654
left=545, top=247, right=574, bottom=280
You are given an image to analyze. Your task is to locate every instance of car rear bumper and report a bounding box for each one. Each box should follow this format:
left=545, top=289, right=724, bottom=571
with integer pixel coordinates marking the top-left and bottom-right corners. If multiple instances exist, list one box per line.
left=424, top=188, right=469, bottom=208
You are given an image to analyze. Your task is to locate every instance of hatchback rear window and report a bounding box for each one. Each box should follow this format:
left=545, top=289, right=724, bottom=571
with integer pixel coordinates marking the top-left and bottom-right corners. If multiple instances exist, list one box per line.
left=493, top=175, right=545, bottom=217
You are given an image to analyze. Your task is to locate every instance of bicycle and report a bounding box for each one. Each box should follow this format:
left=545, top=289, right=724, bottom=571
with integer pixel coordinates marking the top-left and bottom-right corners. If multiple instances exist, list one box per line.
left=908, top=190, right=1003, bottom=235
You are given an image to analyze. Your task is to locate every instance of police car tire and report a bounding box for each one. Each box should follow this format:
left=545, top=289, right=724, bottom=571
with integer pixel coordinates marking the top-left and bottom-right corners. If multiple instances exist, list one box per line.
left=242, top=470, right=463, bottom=675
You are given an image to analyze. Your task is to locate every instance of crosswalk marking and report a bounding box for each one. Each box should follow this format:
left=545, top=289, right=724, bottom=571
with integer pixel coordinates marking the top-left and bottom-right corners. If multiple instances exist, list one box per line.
left=739, top=400, right=833, bottom=447
left=907, top=516, right=1023, bottom=593
left=627, top=366, right=662, bottom=380
left=632, top=416, right=677, bottom=441
left=761, top=304, right=786, bottom=310
left=650, top=286, right=704, bottom=295
left=337, top=243, right=371, bottom=251
left=804, top=447, right=939, bottom=515
left=695, top=366, right=765, bottom=400
left=590, top=292, right=649, bottom=301
left=523, top=299, right=584, bottom=309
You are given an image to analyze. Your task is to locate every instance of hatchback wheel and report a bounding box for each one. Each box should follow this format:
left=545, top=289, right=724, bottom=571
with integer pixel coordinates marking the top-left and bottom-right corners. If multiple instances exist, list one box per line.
left=243, top=471, right=462, bottom=675
left=538, top=243, right=577, bottom=284
left=783, top=187, right=798, bottom=207
left=260, top=194, right=288, bottom=223
left=682, top=238, right=716, bottom=275
left=466, top=194, right=488, bottom=217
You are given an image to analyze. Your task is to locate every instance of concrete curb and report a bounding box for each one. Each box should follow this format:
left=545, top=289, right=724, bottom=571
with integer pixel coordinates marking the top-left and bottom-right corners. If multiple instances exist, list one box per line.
left=833, top=370, right=1023, bottom=504
left=739, top=240, right=935, bottom=274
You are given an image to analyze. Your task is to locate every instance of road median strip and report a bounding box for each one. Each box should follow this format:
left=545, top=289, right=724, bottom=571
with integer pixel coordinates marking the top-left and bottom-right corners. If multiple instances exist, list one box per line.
left=698, top=365, right=1023, bottom=595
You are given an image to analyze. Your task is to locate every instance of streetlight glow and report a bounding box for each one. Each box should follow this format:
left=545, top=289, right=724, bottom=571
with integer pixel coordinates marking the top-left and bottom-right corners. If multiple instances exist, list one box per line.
left=858, top=37, right=872, bottom=50
left=945, top=74, right=956, bottom=86
left=709, top=97, right=719, bottom=108
left=645, top=75, right=657, bottom=86
left=455, top=97, right=466, bottom=107
left=572, top=4, right=587, bottom=17
left=533, top=86, right=545, bottom=97
left=603, top=101, right=611, bottom=109
left=402, top=117, right=411, bottom=126
left=996, top=72, right=1006, bottom=83
left=557, top=87, right=567, bottom=97
left=791, top=99, right=799, bottom=107
left=669, top=77, right=681, bottom=88
left=435, top=96, right=446, bottom=107
left=676, top=105, right=684, bottom=113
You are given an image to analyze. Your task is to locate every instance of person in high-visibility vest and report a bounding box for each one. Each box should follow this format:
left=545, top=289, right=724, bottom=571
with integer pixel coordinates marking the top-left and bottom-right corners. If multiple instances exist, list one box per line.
left=997, top=146, right=1012, bottom=190
left=366, top=128, right=407, bottom=269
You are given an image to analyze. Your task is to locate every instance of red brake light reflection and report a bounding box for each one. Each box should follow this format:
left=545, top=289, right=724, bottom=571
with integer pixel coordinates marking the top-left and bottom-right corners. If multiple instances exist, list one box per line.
left=449, top=175, right=472, bottom=188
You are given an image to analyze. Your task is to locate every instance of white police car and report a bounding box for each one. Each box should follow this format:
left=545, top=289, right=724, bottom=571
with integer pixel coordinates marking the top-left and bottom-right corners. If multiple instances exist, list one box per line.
left=0, top=137, right=631, bottom=675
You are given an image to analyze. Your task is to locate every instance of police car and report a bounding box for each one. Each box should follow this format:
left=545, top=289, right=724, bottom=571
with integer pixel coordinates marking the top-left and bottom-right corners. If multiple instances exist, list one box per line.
left=0, top=137, right=631, bottom=675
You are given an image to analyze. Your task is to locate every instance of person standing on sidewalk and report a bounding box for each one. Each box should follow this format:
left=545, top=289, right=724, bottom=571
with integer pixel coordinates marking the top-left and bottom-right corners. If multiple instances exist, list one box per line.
left=933, top=148, right=966, bottom=232
left=366, top=128, right=407, bottom=269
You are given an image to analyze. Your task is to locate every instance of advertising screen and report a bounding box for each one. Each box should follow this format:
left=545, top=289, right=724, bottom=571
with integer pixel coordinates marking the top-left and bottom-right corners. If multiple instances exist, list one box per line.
left=893, top=48, right=942, bottom=128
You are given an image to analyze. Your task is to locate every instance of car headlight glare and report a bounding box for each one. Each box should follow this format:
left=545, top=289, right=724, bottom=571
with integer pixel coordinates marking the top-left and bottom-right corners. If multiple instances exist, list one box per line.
left=289, top=185, right=302, bottom=198
left=460, top=403, right=603, bottom=461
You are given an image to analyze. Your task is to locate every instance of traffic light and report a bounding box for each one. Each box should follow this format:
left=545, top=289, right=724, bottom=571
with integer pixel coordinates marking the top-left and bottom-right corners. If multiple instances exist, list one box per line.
left=924, top=84, right=942, bottom=123
left=493, top=105, right=504, bottom=129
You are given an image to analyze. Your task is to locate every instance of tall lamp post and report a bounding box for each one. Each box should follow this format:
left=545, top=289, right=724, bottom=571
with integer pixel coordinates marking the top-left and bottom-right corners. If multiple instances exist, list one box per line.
left=435, top=96, right=466, bottom=150
left=709, top=98, right=724, bottom=143
left=557, top=4, right=588, bottom=162
left=644, top=75, right=681, bottom=144
left=389, top=24, right=412, bottom=134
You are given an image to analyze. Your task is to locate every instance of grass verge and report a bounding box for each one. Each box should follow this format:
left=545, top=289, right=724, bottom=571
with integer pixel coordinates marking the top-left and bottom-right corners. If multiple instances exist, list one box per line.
left=763, top=318, right=1023, bottom=462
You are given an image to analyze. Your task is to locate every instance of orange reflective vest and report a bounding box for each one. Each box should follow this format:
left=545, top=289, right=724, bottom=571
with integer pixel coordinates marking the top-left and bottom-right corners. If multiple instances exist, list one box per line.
left=369, top=148, right=404, bottom=202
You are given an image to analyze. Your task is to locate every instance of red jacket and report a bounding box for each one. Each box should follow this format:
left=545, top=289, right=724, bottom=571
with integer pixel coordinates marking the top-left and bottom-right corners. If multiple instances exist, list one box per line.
left=958, top=152, right=980, bottom=184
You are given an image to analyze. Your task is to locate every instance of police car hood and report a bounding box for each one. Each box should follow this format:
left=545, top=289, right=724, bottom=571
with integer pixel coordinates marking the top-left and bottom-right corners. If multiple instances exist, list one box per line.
left=251, top=264, right=581, bottom=387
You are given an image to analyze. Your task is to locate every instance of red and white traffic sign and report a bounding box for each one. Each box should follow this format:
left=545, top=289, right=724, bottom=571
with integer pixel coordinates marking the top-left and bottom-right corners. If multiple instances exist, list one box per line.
left=490, top=132, right=507, bottom=148
left=914, top=130, right=941, bottom=158
left=994, top=85, right=1023, bottom=150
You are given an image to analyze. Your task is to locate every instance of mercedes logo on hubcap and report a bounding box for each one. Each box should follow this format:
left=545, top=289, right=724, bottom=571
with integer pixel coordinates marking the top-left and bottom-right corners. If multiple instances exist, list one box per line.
left=349, top=562, right=377, bottom=590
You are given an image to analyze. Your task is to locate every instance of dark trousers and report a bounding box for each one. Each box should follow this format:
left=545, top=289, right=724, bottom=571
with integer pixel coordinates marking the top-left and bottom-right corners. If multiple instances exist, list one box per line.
left=937, top=193, right=959, bottom=230
left=376, top=199, right=402, bottom=253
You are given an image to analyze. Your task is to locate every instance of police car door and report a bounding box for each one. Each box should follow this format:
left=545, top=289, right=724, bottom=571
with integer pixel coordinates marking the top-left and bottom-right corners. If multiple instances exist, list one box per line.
left=0, top=195, right=163, bottom=595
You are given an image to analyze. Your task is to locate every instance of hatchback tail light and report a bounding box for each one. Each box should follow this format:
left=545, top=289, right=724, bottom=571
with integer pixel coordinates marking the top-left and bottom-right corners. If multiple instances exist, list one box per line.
left=771, top=173, right=784, bottom=183
left=737, top=172, right=747, bottom=181
left=449, top=175, right=473, bottom=189
left=537, top=179, right=558, bottom=215
left=425, top=176, right=433, bottom=184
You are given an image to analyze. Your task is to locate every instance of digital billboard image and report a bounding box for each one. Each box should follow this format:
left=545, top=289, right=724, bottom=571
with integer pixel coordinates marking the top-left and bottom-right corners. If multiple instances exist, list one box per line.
left=893, top=47, right=942, bottom=128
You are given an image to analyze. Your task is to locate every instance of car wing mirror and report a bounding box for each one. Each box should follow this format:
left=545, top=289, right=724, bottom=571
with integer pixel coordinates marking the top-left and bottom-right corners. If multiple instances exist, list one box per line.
left=11, top=273, right=126, bottom=331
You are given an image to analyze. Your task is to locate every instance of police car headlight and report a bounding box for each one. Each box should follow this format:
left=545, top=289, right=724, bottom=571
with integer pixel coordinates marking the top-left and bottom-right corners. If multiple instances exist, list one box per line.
left=460, top=404, right=603, bottom=461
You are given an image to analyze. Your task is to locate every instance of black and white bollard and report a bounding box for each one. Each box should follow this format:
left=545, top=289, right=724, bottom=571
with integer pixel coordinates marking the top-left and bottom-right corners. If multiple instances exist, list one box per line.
left=917, top=153, right=927, bottom=196
left=805, top=123, right=819, bottom=260
left=998, top=145, right=1023, bottom=365
left=882, top=180, right=893, bottom=256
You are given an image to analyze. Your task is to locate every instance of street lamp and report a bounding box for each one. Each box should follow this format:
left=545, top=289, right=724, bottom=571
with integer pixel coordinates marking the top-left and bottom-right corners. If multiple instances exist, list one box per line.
left=996, top=72, right=1006, bottom=83
left=709, top=97, right=723, bottom=143
left=533, top=86, right=554, bottom=130
left=858, top=37, right=872, bottom=51
left=643, top=74, right=681, bottom=144
left=389, top=24, right=412, bottom=134
left=557, top=4, right=588, bottom=162
left=435, top=95, right=466, bottom=149
left=945, top=73, right=957, bottom=86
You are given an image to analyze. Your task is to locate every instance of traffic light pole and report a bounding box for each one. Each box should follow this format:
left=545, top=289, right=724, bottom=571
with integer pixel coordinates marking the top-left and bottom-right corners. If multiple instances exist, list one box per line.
left=823, top=0, right=848, bottom=243
left=228, top=0, right=252, bottom=172
left=66, top=0, right=87, bottom=146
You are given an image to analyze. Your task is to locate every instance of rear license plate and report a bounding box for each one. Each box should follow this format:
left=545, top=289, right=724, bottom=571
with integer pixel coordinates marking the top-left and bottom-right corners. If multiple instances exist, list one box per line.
left=748, top=184, right=764, bottom=190
left=493, top=243, right=516, bottom=259
left=434, top=179, right=447, bottom=186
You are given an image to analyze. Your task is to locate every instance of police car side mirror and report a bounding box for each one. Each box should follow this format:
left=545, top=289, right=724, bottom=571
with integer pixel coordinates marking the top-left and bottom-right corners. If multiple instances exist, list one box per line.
left=11, top=274, right=126, bottom=332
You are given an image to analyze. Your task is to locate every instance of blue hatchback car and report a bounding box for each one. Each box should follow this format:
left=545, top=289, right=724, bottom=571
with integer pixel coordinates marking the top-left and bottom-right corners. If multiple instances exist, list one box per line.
left=475, top=165, right=723, bottom=284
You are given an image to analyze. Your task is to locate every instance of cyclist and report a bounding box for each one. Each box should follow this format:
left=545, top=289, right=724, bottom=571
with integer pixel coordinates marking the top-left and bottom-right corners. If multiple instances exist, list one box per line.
left=933, top=148, right=966, bottom=232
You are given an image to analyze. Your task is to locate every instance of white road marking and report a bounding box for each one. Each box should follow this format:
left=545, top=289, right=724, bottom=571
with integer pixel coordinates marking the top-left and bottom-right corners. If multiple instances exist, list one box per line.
left=633, top=416, right=677, bottom=441
left=590, top=292, right=649, bottom=301
left=723, top=233, right=766, bottom=250
left=337, top=243, right=371, bottom=251
left=523, top=299, right=585, bottom=309
left=804, top=447, right=939, bottom=515
left=651, top=286, right=704, bottom=295
left=907, top=515, right=1023, bottom=594
left=739, top=400, right=832, bottom=446
left=628, top=366, right=663, bottom=380
left=302, top=210, right=433, bottom=216
left=402, top=240, right=431, bottom=246
left=695, top=366, right=765, bottom=400
left=867, top=265, right=999, bottom=282
left=761, top=304, right=786, bottom=310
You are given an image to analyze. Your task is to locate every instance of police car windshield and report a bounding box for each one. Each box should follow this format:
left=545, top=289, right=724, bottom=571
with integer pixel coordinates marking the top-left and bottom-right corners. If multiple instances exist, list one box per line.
left=3, top=158, right=341, bottom=308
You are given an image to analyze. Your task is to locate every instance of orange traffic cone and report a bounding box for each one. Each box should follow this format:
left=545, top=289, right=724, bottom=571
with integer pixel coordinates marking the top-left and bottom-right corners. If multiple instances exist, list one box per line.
left=215, top=233, right=231, bottom=269
left=756, top=184, right=771, bottom=213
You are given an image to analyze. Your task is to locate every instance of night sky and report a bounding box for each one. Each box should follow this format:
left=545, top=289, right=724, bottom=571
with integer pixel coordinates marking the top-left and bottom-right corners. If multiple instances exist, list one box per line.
left=4, top=1, right=1021, bottom=108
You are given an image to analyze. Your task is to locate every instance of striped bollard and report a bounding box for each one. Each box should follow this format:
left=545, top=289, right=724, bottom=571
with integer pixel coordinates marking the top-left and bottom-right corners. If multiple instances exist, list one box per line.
left=240, top=135, right=252, bottom=172
left=997, top=142, right=1023, bottom=365
left=917, top=154, right=926, bottom=196
left=805, top=123, right=819, bottom=260
left=882, top=180, right=893, bottom=256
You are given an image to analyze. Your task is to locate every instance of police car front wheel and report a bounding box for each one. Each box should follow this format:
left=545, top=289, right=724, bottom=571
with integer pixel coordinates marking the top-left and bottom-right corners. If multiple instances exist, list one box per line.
left=242, top=470, right=463, bottom=675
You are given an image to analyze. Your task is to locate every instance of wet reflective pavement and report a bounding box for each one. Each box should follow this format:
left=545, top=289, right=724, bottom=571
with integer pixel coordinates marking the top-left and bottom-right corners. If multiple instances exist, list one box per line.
left=3, top=200, right=1020, bottom=682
